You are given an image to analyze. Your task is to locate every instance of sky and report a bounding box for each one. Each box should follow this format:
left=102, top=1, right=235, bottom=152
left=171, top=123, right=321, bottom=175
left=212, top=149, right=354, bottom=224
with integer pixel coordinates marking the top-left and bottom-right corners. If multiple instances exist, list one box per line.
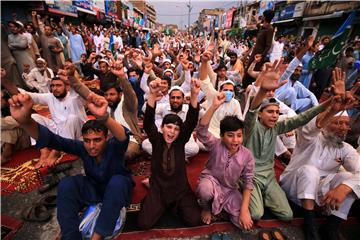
left=148, top=0, right=241, bottom=29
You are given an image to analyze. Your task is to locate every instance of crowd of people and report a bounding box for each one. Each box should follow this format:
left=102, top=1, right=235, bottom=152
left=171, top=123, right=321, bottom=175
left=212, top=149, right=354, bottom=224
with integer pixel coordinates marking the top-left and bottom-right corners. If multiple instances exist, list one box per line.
left=1, top=9, right=360, bottom=240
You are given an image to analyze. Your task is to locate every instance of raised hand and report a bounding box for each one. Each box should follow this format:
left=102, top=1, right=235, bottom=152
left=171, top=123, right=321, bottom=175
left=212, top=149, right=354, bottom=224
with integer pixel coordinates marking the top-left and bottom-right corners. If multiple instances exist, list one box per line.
left=182, top=59, right=190, bottom=71
left=9, top=93, right=34, bottom=125
left=331, top=67, right=346, bottom=99
left=149, top=78, right=163, bottom=101
left=258, top=59, right=287, bottom=92
left=190, top=78, right=201, bottom=96
left=212, top=92, right=226, bottom=109
left=201, top=51, right=213, bottom=63
left=86, top=94, right=108, bottom=118
left=144, top=62, right=153, bottom=74
left=110, top=61, right=126, bottom=78
left=306, top=35, right=315, bottom=49
left=31, top=11, right=37, bottom=17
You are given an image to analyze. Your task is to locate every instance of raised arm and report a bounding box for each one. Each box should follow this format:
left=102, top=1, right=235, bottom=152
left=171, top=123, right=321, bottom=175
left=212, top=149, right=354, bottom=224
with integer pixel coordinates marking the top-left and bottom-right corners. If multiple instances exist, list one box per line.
left=59, top=17, right=71, bottom=37
left=250, top=59, right=287, bottom=110
left=1, top=68, right=20, bottom=95
left=87, top=94, right=127, bottom=141
left=143, top=79, right=163, bottom=143
left=111, top=61, right=138, bottom=113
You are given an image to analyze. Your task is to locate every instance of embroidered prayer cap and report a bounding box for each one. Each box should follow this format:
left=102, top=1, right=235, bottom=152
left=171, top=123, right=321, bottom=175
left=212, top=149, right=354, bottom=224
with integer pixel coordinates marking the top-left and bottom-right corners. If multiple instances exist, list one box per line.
left=99, top=59, right=110, bottom=66
left=259, top=97, right=280, bottom=110
left=219, top=80, right=235, bottom=88
left=163, top=69, right=174, bottom=75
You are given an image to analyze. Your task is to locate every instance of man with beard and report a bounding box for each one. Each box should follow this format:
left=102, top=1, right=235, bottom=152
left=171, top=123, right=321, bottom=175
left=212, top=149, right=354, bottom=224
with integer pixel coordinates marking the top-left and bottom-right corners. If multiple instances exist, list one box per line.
left=280, top=69, right=359, bottom=240
left=7, top=20, right=35, bottom=74
left=275, top=64, right=318, bottom=113
left=59, top=17, right=86, bottom=62
left=21, top=75, right=86, bottom=168
left=25, top=58, right=54, bottom=93
left=66, top=61, right=142, bottom=162
left=142, top=86, right=200, bottom=159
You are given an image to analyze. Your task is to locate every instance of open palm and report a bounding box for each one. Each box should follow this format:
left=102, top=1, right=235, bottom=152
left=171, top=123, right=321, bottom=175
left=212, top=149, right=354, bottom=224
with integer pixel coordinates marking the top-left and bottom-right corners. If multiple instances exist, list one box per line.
left=259, top=59, right=287, bottom=91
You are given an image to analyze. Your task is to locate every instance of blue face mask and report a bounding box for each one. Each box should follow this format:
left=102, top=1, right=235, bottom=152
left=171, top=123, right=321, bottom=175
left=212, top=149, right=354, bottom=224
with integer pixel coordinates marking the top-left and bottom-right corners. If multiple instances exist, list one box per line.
left=224, top=90, right=233, bottom=102
left=128, top=76, right=138, bottom=83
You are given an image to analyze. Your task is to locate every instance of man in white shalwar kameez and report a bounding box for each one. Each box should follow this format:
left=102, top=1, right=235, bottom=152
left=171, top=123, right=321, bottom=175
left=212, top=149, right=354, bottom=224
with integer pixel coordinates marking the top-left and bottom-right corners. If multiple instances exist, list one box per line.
left=280, top=70, right=359, bottom=240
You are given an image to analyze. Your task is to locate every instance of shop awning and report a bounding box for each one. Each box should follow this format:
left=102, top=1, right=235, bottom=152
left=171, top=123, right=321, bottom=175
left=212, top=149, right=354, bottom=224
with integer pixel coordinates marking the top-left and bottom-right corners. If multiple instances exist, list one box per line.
left=303, top=11, right=343, bottom=21
left=76, top=7, right=96, bottom=15
left=273, top=19, right=295, bottom=24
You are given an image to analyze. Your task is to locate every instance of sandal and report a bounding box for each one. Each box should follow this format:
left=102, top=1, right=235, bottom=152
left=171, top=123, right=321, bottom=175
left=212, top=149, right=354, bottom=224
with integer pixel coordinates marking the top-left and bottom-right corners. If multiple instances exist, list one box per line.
left=21, top=204, right=51, bottom=222
left=271, top=229, right=287, bottom=240
left=48, top=163, right=72, bottom=174
left=38, top=195, right=57, bottom=208
left=259, top=230, right=272, bottom=240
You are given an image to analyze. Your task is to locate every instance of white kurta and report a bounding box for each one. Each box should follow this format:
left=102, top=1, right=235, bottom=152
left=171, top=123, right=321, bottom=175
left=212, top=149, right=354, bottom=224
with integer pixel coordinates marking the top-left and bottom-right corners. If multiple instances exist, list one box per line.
left=200, top=77, right=243, bottom=138
left=280, top=118, right=360, bottom=219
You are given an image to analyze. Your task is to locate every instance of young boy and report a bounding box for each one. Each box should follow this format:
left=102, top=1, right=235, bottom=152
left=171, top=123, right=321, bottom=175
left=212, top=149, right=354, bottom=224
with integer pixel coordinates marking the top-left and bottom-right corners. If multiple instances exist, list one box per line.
left=137, top=78, right=202, bottom=229
left=244, top=60, right=335, bottom=221
left=196, top=92, right=255, bottom=230
left=9, top=92, right=133, bottom=240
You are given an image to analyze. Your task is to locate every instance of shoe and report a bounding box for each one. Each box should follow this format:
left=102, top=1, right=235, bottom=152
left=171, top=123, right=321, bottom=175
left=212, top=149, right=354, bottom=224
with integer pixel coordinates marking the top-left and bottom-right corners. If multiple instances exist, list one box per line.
left=38, top=173, right=62, bottom=194
left=37, top=195, right=57, bottom=208
left=21, top=204, right=51, bottom=222
left=271, top=229, right=287, bottom=240
left=48, top=163, right=72, bottom=174
left=259, top=230, right=272, bottom=240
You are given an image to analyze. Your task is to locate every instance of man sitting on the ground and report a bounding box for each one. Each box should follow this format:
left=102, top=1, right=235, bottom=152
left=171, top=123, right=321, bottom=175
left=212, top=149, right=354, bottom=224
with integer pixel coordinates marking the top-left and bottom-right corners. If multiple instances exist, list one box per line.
left=16, top=73, right=87, bottom=168
left=280, top=69, right=359, bottom=240
left=9, top=92, right=133, bottom=240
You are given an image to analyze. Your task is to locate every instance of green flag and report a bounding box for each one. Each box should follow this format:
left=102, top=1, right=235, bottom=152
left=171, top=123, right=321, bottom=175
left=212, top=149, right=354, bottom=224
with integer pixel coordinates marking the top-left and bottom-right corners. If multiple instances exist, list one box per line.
left=309, top=28, right=350, bottom=71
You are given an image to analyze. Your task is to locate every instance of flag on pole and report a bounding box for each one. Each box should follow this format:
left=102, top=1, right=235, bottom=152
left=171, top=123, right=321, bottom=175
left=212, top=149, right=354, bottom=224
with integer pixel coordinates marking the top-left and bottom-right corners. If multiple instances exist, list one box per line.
left=109, top=32, right=114, bottom=54
left=309, top=11, right=356, bottom=71
left=146, top=32, right=151, bottom=46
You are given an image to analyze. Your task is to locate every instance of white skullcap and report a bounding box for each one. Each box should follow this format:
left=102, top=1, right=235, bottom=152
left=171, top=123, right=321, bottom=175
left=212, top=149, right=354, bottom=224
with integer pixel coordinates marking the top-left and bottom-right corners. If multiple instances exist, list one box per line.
left=163, top=69, right=174, bottom=75
left=36, top=57, right=46, bottom=63
left=219, top=79, right=235, bottom=88
left=163, top=59, right=171, bottom=64
left=99, top=59, right=110, bottom=66
left=169, top=86, right=184, bottom=95
left=334, top=111, right=349, bottom=117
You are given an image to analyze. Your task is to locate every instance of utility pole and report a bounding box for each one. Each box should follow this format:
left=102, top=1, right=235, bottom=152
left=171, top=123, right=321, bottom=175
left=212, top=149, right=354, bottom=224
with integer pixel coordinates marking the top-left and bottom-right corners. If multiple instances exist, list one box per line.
left=186, top=0, right=193, bottom=33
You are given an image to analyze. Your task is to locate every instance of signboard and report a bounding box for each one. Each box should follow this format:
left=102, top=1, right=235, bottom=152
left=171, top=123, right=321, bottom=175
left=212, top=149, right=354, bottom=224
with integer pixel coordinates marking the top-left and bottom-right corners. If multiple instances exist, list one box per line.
left=105, top=0, right=118, bottom=20
left=280, top=5, right=295, bottom=20
left=73, top=0, right=93, bottom=11
left=46, top=0, right=77, bottom=17
left=93, top=0, right=105, bottom=12
left=293, top=2, right=306, bottom=18
left=225, top=9, right=235, bottom=29
left=259, top=0, right=274, bottom=16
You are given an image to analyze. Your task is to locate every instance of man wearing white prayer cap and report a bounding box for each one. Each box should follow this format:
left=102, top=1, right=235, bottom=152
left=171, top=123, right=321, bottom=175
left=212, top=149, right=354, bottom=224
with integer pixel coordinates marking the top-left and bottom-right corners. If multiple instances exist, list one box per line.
left=25, top=57, right=54, bottom=93
left=280, top=102, right=359, bottom=240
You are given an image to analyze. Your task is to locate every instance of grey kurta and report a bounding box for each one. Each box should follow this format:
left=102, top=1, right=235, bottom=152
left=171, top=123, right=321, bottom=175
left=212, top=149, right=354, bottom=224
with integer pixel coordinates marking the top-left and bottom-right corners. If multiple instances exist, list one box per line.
left=36, top=29, right=63, bottom=72
left=7, top=33, right=35, bottom=75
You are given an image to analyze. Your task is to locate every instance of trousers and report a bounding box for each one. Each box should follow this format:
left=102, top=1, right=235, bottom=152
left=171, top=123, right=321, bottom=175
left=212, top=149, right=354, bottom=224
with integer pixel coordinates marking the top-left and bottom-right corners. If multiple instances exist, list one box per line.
left=57, top=174, right=132, bottom=239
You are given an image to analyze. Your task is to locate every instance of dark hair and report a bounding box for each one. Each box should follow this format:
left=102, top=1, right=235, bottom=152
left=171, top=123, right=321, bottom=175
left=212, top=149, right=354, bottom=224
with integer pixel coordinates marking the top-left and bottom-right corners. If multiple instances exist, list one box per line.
left=216, top=64, right=227, bottom=72
left=263, top=10, right=275, bottom=23
left=81, top=119, right=108, bottom=137
left=103, top=82, right=122, bottom=93
left=80, top=53, right=87, bottom=58
left=227, top=51, right=237, bottom=58
left=162, top=76, right=172, bottom=87
left=127, top=67, right=142, bottom=77
left=161, top=113, right=183, bottom=127
left=220, top=116, right=244, bottom=136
